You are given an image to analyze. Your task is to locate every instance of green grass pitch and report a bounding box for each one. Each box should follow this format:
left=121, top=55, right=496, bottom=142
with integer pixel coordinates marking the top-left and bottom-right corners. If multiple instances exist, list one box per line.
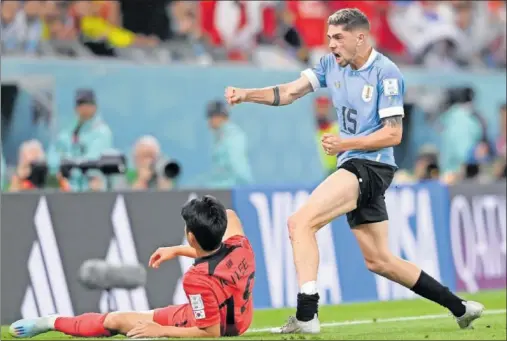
left=2, top=290, right=505, bottom=340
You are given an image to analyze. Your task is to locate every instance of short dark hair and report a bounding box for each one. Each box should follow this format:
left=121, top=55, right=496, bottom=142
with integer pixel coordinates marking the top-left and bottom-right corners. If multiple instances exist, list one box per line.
left=181, top=195, right=227, bottom=251
left=327, top=8, right=370, bottom=31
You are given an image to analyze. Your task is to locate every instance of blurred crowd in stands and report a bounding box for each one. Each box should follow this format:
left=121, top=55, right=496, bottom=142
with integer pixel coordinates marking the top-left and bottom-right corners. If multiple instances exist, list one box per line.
left=2, top=0, right=506, bottom=68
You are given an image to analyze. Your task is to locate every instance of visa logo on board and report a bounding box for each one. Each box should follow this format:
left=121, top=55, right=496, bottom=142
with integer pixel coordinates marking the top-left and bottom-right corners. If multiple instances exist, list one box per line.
left=249, top=191, right=342, bottom=308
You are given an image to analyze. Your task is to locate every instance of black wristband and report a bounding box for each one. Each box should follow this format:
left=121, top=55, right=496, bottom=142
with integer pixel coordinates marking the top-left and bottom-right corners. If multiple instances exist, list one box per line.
left=272, top=86, right=280, bottom=106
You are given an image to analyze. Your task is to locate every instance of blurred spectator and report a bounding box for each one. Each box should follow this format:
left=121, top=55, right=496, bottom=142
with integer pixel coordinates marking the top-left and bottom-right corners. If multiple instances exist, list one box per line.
left=388, top=1, right=460, bottom=68
left=274, top=0, right=311, bottom=64
left=169, top=1, right=213, bottom=64
left=41, top=1, right=76, bottom=41
left=493, top=103, right=507, bottom=179
left=463, top=138, right=497, bottom=182
left=8, top=140, right=45, bottom=192
left=200, top=0, right=271, bottom=62
left=171, top=1, right=199, bottom=39
left=1, top=1, right=21, bottom=51
left=204, top=100, right=253, bottom=188
left=7, top=140, right=70, bottom=192
left=1, top=151, right=6, bottom=191
left=388, top=0, right=506, bottom=68
left=92, top=0, right=122, bottom=27
left=393, top=145, right=440, bottom=184
left=119, top=0, right=172, bottom=41
left=126, top=135, right=175, bottom=191
left=496, top=103, right=506, bottom=158
left=486, top=0, right=506, bottom=67
left=413, top=146, right=441, bottom=182
left=47, top=89, right=113, bottom=192
left=451, top=1, right=499, bottom=68
left=439, top=88, right=484, bottom=179
left=1, top=0, right=43, bottom=55
left=70, top=0, right=158, bottom=57
left=285, top=1, right=327, bottom=50
left=313, top=96, right=339, bottom=176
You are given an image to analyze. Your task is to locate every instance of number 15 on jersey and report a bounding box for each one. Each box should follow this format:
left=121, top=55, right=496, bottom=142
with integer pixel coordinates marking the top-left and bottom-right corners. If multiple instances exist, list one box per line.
left=340, top=106, right=358, bottom=134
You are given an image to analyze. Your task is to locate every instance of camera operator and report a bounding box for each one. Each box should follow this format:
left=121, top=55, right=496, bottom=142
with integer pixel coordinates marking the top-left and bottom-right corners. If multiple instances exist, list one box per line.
left=46, top=89, right=113, bottom=191
left=126, top=135, right=179, bottom=191
left=8, top=140, right=70, bottom=192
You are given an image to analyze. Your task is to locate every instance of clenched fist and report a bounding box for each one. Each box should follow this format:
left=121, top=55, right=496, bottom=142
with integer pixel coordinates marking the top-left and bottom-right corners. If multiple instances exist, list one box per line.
left=225, top=87, right=247, bottom=106
left=321, top=133, right=345, bottom=155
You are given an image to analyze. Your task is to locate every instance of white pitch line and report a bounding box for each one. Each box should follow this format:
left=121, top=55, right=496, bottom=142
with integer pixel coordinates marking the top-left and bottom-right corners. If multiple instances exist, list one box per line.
left=247, top=309, right=507, bottom=333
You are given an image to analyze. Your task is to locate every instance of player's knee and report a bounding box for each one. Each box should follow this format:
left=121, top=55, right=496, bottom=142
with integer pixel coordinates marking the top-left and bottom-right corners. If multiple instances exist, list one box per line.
left=287, top=214, right=308, bottom=239
left=364, top=254, right=392, bottom=275
left=287, top=213, right=318, bottom=240
left=287, top=215, right=298, bottom=240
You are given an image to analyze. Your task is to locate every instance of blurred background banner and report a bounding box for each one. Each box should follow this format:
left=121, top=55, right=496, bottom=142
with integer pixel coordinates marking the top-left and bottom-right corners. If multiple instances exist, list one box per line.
left=0, top=190, right=231, bottom=324
left=449, top=182, right=507, bottom=293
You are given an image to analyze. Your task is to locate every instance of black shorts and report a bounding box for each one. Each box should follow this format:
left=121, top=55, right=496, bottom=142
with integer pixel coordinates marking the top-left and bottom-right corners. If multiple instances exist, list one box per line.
left=338, top=159, right=396, bottom=228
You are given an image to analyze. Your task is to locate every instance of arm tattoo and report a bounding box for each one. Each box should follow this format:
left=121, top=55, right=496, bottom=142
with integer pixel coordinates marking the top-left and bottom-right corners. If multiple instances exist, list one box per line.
left=381, top=115, right=403, bottom=128
left=272, top=86, right=280, bottom=106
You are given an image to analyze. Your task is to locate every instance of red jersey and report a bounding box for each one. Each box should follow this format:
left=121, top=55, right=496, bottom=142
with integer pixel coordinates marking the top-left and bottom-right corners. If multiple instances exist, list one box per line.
left=182, top=235, right=255, bottom=336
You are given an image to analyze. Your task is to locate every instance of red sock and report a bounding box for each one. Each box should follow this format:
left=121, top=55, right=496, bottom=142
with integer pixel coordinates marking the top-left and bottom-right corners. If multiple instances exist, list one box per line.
left=54, top=313, right=111, bottom=337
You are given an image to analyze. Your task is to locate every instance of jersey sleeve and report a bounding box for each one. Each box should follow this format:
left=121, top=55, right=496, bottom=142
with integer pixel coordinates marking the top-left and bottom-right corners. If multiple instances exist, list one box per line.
left=183, top=273, right=221, bottom=328
left=224, top=235, right=253, bottom=252
left=377, top=64, right=405, bottom=119
left=301, top=54, right=331, bottom=91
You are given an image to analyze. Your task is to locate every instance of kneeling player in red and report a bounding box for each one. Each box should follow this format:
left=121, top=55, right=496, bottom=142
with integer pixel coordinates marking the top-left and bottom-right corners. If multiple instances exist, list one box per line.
left=10, top=195, right=255, bottom=339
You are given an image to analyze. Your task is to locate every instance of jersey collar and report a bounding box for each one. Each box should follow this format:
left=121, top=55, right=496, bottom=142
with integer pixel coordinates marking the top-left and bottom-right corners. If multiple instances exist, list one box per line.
left=194, top=243, right=225, bottom=265
left=357, top=48, right=378, bottom=71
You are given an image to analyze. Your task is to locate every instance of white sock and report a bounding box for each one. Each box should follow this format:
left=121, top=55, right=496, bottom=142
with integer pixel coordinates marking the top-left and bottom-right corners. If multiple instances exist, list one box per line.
left=300, top=281, right=318, bottom=295
left=46, top=315, right=60, bottom=329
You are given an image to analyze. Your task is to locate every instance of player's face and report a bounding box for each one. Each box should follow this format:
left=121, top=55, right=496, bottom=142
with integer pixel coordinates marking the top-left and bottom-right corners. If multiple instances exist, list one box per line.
left=327, top=25, right=359, bottom=67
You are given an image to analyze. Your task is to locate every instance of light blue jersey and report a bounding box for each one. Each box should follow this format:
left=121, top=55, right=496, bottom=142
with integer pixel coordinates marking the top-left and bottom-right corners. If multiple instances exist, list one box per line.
left=302, top=49, right=405, bottom=168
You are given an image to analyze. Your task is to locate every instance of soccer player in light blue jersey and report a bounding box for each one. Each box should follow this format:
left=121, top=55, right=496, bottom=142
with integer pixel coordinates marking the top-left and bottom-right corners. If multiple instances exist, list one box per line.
left=225, top=8, right=484, bottom=335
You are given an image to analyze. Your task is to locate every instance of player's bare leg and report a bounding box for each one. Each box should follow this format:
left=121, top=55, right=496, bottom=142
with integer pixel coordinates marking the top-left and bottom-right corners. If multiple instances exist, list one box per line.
left=9, top=311, right=154, bottom=338
left=103, top=311, right=154, bottom=335
left=288, top=169, right=359, bottom=286
left=353, top=221, right=484, bottom=329
left=273, top=169, right=360, bottom=334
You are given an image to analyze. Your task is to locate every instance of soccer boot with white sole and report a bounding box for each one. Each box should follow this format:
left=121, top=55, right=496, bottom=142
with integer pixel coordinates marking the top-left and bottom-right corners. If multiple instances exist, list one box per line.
left=9, top=315, right=58, bottom=338
left=454, top=301, right=484, bottom=329
left=271, top=314, right=321, bottom=334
